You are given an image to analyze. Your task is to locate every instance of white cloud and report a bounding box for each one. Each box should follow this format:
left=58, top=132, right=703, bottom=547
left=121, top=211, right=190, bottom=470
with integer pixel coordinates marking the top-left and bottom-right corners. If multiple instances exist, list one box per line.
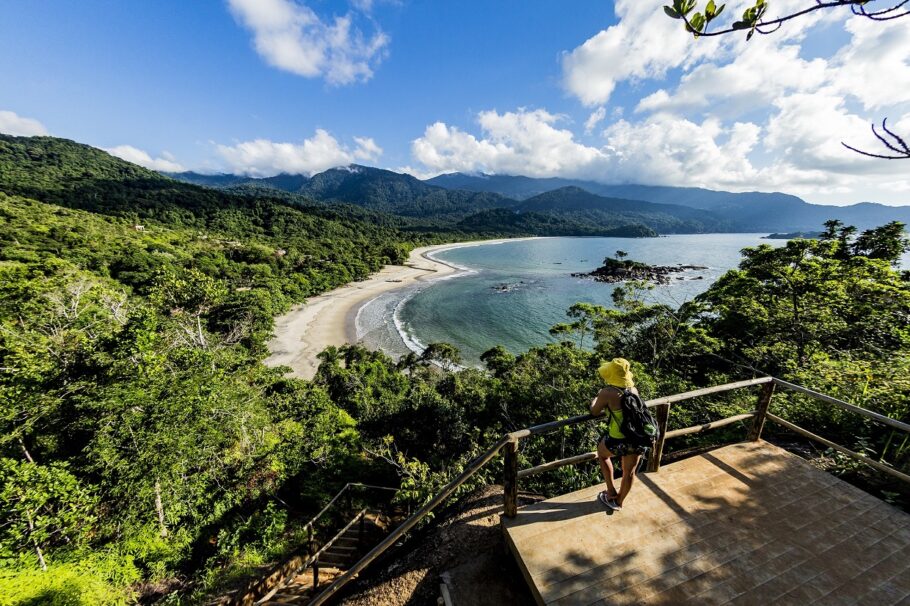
left=227, top=0, right=388, bottom=85
left=830, top=19, right=910, bottom=111
left=216, top=129, right=382, bottom=176
left=105, top=145, right=186, bottom=172
left=561, top=0, right=724, bottom=106
left=411, top=109, right=613, bottom=179
left=635, top=44, right=829, bottom=116
left=584, top=107, right=607, bottom=134
left=601, top=116, right=766, bottom=188
left=551, top=0, right=910, bottom=204
left=0, top=110, right=49, bottom=137
left=407, top=103, right=910, bottom=204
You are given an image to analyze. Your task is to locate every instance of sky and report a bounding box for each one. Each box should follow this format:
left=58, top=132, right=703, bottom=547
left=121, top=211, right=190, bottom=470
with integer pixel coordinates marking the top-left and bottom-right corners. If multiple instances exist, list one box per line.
left=1, top=0, right=909, bottom=206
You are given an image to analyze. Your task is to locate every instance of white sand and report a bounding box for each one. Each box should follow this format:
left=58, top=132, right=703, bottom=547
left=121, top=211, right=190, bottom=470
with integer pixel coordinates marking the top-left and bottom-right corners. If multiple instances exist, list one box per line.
left=264, top=238, right=540, bottom=380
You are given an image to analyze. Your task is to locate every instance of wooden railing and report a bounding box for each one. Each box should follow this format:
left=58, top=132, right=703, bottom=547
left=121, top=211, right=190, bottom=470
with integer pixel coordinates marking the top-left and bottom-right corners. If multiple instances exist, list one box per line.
left=308, top=376, right=910, bottom=605
left=231, top=483, right=396, bottom=605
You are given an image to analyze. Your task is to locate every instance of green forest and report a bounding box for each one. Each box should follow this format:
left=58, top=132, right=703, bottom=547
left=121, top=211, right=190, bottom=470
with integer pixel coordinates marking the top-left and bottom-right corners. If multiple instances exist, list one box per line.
left=1, top=134, right=909, bottom=604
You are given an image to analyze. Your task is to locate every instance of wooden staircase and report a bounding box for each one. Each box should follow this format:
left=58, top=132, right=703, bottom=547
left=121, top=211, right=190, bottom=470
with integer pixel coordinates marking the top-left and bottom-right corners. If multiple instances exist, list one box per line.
left=258, top=510, right=389, bottom=605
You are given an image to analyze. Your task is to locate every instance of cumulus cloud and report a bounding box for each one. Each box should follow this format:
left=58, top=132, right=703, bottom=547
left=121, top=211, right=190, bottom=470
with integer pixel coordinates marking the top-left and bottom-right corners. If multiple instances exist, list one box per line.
left=561, top=0, right=724, bottom=106
left=106, top=145, right=186, bottom=172
left=216, top=129, right=382, bottom=176
left=635, top=44, right=829, bottom=117
left=227, top=0, right=388, bottom=85
left=0, top=110, right=49, bottom=137
left=411, top=109, right=614, bottom=179
left=549, top=0, right=910, bottom=203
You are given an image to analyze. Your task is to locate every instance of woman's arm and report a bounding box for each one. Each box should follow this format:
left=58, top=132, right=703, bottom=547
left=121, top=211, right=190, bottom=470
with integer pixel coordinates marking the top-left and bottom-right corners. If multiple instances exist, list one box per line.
left=590, top=388, right=612, bottom=416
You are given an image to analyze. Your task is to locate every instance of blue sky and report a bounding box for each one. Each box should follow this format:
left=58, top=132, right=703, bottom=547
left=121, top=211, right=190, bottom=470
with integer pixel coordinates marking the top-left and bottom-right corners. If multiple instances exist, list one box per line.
left=1, top=1, right=909, bottom=206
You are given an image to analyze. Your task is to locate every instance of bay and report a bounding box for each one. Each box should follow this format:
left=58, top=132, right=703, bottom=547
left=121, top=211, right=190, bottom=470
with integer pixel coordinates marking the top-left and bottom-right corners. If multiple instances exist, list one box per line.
left=356, top=234, right=909, bottom=366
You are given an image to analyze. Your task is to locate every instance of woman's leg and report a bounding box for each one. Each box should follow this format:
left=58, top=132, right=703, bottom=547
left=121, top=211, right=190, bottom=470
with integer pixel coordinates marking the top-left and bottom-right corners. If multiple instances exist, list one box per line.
left=597, top=439, right=618, bottom=497
left=617, top=454, right=642, bottom=506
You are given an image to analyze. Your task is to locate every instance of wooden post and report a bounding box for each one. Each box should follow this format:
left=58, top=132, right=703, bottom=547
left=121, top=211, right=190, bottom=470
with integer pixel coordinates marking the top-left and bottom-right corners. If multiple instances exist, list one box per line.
left=748, top=381, right=776, bottom=441
left=646, top=403, right=670, bottom=473
left=503, top=439, right=519, bottom=518
left=358, top=512, right=365, bottom=546
left=313, top=562, right=319, bottom=590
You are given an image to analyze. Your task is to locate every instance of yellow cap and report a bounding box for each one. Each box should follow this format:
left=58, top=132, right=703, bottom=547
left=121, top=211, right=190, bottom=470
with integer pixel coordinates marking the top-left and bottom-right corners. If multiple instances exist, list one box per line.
left=598, top=358, right=634, bottom=389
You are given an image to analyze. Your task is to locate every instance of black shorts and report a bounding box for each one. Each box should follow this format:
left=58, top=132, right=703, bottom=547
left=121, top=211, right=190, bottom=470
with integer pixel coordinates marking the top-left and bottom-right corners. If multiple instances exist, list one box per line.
left=600, top=434, right=649, bottom=456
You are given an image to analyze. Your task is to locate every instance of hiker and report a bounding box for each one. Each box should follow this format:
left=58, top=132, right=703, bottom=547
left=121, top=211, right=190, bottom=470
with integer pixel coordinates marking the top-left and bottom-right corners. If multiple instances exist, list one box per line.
left=590, top=358, right=654, bottom=511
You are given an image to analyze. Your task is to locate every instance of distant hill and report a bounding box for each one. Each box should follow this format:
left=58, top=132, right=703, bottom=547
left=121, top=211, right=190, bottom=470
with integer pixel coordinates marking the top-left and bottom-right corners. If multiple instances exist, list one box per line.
left=169, top=166, right=910, bottom=234
left=426, top=173, right=910, bottom=232
left=456, top=208, right=657, bottom=237
left=517, top=187, right=733, bottom=234
left=171, top=165, right=514, bottom=220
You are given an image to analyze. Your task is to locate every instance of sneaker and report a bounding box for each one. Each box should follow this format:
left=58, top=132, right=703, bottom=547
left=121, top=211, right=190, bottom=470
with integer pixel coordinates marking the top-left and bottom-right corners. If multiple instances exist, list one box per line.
left=597, top=491, right=612, bottom=508
left=607, top=498, right=623, bottom=511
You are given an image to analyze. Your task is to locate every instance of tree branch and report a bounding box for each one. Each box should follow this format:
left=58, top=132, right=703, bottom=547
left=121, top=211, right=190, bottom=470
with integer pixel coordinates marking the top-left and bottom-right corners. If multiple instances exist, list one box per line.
left=841, top=119, right=910, bottom=160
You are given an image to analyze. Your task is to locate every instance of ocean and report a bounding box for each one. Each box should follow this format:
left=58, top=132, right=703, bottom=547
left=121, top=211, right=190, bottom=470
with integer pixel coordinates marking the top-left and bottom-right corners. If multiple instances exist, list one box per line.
left=355, top=234, right=910, bottom=366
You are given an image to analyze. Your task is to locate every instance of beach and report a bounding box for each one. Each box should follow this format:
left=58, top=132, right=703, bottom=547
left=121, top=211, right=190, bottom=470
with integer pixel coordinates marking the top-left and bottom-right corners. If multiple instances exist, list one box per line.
left=263, top=238, right=538, bottom=379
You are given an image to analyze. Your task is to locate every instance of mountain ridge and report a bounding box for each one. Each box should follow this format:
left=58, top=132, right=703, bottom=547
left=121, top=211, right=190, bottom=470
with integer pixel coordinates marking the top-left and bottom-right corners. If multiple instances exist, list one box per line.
left=168, top=166, right=910, bottom=233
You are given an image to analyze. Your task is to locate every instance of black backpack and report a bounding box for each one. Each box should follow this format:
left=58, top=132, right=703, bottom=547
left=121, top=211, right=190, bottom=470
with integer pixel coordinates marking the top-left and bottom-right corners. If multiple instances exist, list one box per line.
left=608, top=388, right=658, bottom=448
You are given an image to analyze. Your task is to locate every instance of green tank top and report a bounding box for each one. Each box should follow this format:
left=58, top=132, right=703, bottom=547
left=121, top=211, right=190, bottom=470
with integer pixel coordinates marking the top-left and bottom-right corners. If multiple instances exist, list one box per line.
left=607, top=407, right=624, bottom=439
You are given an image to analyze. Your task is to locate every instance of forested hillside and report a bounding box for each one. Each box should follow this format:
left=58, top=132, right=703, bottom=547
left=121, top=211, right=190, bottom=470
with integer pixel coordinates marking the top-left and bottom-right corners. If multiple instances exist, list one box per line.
left=2, top=134, right=909, bottom=605
left=517, top=186, right=733, bottom=233
left=427, top=172, right=910, bottom=232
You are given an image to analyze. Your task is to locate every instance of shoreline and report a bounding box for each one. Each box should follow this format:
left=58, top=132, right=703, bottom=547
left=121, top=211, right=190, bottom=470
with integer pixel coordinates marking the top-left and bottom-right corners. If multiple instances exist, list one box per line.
left=263, top=237, right=541, bottom=380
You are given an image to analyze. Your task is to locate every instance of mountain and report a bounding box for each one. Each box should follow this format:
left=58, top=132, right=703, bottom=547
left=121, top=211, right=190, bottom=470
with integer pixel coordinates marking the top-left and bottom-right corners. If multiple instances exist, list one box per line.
left=166, top=171, right=310, bottom=192
left=426, top=173, right=910, bottom=232
left=171, top=165, right=515, bottom=220
left=456, top=208, right=657, bottom=237
left=299, top=165, right=513, bottom=218
left=517, top=187, right=733, bottom=233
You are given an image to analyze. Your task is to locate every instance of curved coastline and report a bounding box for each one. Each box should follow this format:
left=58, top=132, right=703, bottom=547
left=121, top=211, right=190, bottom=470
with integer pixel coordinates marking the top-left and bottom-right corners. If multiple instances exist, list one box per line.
left=264, top=237, right=541, bottom=379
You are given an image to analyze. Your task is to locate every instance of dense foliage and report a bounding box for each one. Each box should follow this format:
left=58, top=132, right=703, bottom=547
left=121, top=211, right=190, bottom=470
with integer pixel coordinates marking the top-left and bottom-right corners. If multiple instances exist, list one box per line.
left=1, top=134, right=908, bottom=604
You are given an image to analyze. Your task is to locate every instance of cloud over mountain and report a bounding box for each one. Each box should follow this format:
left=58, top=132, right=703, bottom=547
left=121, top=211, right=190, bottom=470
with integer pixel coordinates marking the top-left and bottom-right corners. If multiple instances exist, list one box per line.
left=105, top=145, right=186, bottom=172
left=0, top=110, right=48, bottom=137
left=407, top=6, right=910, bottom=205
left=216, top=129, right=382, bottom=176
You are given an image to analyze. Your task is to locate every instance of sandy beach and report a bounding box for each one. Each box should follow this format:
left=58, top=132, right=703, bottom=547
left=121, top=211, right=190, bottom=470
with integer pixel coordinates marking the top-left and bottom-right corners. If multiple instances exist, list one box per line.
left=264, top=238, right=539, bottom=380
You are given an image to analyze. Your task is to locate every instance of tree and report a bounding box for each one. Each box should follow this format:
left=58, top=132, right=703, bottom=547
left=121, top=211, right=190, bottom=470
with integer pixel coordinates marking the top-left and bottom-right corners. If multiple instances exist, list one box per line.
left=419, top=342, right=463, bottom=372
left=663, top=0, right=910, bottom=159
left=0, top=459, right=97, bottom=570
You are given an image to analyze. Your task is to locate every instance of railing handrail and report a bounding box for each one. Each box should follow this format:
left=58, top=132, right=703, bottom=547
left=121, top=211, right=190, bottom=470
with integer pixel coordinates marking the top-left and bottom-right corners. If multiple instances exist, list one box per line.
left=308, top=435, right=512, bottom=606
left=505, top=376, right=774, bottom=441
left=302, top=482, right=398, bottom=533
left=255, top=508, right=371, bottom=605
left=309, top=508, right=368, bottom=566
left=772, top=378, right=910, bottom=434
left=308, top=375, right=909, bottom=605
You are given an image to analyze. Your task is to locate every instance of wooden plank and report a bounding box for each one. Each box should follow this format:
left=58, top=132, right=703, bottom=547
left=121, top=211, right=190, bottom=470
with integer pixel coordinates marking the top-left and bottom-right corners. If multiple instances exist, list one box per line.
left=766, top=412, right=910, bottom=484
left=503, top=441, right=910, bottom=605
left=664, top=412, right=755, bottom=439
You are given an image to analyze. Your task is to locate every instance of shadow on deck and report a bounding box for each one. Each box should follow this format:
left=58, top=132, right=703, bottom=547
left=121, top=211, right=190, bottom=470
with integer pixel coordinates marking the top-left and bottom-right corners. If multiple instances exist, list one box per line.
left=503, top=441, right=910, bottom=606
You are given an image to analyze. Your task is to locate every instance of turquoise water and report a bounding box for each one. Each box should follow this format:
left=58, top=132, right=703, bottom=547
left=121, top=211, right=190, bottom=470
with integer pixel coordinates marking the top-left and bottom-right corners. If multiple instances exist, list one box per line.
left=355, top=235, right=909, bottom=365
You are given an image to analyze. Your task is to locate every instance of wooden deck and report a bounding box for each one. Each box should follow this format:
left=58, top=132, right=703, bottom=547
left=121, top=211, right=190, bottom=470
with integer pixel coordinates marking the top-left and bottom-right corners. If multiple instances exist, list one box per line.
left=502, top=441, right=910, bottom=605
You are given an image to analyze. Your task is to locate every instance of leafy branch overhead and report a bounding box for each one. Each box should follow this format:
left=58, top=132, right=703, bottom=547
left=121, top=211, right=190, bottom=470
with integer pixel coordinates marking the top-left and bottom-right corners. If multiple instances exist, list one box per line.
left=664, top=0, right=909, bottom=39
left=663, top=0, right=910, bottom=159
